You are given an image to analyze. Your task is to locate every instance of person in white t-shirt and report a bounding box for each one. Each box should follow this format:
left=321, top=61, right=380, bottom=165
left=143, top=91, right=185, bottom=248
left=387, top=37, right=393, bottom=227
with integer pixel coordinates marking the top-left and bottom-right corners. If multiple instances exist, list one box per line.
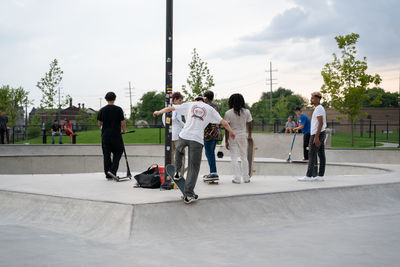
left=298, top=92, right=327, bottom=181
left=162, top=92, right=185, bottom=177
left=224, top=93, right=253, bottom=184
left=153, top=95, right=236, bottom=204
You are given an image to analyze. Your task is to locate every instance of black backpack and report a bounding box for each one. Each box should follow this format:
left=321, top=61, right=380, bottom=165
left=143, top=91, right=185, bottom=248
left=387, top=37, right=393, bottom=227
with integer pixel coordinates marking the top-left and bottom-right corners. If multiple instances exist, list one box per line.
left=134, top=165, right=161, bottom=189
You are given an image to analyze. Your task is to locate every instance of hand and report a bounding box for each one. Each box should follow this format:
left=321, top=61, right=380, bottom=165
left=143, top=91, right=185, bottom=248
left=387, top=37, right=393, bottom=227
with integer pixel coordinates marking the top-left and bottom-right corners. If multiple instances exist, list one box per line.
left=248, top=135, right=252, bottom=140
left=313, top=136, right=320, bottom=147
left=225, top=142, right=229, bottom=150
left=230, top=131, right=236, bottom=140
left=153, top=111, right=160, bottom=117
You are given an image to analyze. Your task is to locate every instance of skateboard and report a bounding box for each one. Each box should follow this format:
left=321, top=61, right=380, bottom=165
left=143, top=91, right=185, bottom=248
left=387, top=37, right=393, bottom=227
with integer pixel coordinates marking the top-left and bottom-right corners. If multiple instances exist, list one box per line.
left=203, top=177, right=219, bottom=185
left=247, top=138, right=257, bottom=177
left=165, top=164, right=186, bottom=196
left=286, top=132, right=297, bottom=162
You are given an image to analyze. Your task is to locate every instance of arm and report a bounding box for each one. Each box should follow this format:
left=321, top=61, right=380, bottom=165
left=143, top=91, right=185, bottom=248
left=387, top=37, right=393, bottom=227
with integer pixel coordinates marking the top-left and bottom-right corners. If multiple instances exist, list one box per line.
left=225, top=129, right=230, bottom=149
left=121, top=120, right=126, bottom=134
left=98, top=121, right=102, bottom=127
left=294, top=124, right=304, bottom=132
left=220, top=119, right=235, bottom=140
left=247, top=121, right=252, bottom=139
left=153, top=106, right=175, bottom=117
left=313, top=116, right=323, bottom=146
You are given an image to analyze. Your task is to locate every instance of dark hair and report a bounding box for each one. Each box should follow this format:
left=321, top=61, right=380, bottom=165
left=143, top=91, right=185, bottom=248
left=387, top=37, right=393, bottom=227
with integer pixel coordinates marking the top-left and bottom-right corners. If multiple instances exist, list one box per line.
left=295, top=107, right=301, bottom=111
left=54, top=119, right=58, bottom=122
left=228, top=93, right=245, bottom=116
left=105, top=92, right=116, bottom=101
left=172, top=92, right=183, bottom=101
left=194, top=95, right=204, bottom=101
left=204, top=90, right=214, bottom=101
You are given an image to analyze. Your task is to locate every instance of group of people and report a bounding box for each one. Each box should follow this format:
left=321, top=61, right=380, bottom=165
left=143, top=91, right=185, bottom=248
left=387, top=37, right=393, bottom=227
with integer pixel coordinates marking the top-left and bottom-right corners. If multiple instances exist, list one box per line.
left=50, top=119, right=75, bottom=144
left=97, top=90, right=327, bottom=204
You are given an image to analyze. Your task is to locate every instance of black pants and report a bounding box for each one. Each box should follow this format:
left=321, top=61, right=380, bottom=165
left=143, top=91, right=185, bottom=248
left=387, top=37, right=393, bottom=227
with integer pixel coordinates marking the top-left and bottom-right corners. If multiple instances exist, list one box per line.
left=0, top=129, right=6, bottom=144
left=306, top=131, right=326, bottom=177
left=101, top=136, right=123, bottom=176
left=303, top=133, right=310, bottom=160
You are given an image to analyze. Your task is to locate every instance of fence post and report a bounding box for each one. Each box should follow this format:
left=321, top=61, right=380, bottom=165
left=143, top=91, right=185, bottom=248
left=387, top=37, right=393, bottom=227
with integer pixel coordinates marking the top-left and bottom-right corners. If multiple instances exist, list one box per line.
left=374, top=124, right=376, bottom=148
left=360, top=119, right=363, bottom=137
left=369, top=120, right=372, bottom=138
left=159, top=125, right=162, bottom=144
left=386, top=120, right=389, bottom=140
left=262, top=118, right=264, bottom=132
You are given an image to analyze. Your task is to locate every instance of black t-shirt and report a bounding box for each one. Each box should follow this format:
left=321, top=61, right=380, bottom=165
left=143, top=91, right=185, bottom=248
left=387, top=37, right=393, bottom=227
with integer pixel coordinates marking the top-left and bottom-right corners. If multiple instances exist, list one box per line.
left=97, top=104, right=124, bottom=137
left=51, top=124, right=61, bottom=132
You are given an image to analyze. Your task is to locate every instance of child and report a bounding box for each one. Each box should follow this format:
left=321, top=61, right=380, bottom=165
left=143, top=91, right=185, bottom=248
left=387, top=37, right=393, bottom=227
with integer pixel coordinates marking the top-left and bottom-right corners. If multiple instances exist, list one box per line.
left=224, top=94, right=253, bottom=184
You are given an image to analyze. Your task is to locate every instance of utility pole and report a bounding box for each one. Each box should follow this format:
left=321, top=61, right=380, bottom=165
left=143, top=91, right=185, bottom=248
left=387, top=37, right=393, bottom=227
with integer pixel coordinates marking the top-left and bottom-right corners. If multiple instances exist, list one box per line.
left=398, top=71, right=400, bottom=148
left=125, top=81, right=134, bottom=120
left=265, top=61, right=278, bottom=118
left=99, top=98, right=102, bottom=109
left=165, top=0, right=173, bottom=166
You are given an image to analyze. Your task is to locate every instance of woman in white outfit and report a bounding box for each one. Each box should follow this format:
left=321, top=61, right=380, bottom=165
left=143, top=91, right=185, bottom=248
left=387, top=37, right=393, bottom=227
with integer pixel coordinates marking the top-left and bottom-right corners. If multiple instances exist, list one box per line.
left=224, top=94, right=253, bottom=184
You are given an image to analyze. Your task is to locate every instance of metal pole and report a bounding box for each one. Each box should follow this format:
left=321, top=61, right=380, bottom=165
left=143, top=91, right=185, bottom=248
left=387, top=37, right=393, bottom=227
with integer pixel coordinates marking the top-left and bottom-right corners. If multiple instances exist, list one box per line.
left=374, top=124, right=376, bottom=148
left=269, top=61, right=272, bottom=116
left=128, top=81, right=133, bottom=120
left=369, top=119, right=372, bottom=138
left=387, top=120, right=389, bottom=140
left=164, top=0, right=173, bottom=166
left=398, top=71, right=400, bottom=148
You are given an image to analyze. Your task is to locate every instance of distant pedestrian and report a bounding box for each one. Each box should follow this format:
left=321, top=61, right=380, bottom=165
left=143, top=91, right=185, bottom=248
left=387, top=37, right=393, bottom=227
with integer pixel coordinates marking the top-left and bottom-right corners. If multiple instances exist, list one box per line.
left=203, top=90, right=222, bottom=180
left=293, top=107, right=311, bottom=161
left=224, top=94, right=253, bottom=184
left=97, top=92, right=126, bottom=180
left=285, top=116, right=296, bottom=133
left=298, top=92, right=327, bottom=181
left=162, top=92, right=186, bottom=178
left=153, top=95, right=236, bottom=204
left=0, top=111, right=9, bottom=144
left=62, top=119, right=75, bottom=144
left=51, top=120, right=63, bottom=144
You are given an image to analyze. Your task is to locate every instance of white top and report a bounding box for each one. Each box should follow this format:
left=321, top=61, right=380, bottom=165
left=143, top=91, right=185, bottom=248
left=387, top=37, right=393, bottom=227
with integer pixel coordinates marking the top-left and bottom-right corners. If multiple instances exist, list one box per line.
left=224, top=108, right=252, bottom=138
left=173, top=102, right=223, bottom=145
left=310, top=104, right=327, bottom=135
left=162, top=111, right=185, bottom=141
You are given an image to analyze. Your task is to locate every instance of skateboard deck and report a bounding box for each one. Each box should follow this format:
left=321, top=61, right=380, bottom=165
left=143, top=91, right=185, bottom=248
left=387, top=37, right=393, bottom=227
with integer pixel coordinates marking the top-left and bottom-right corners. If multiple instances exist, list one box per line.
left=247, top=138, right=256, bottom=177
left=165, top=164, right=186, bottom=196
left=203, top=177, right=219, bottom=185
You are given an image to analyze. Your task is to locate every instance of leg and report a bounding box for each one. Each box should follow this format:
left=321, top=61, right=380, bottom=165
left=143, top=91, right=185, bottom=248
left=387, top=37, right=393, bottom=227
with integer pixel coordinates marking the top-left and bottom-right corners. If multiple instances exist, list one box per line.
left=110, top=138, right=123, bottom=175
left=0, top=129, right=4, bottom=144
left=175, top=138, right=187, bottom=175
left=59, top=133, right=62, bottom=144
left=5, top=129, right=9, bottom=143
left=204, top=140, right=217, bottom=174
left=229, top=139, right=241, bottom=182
left=306, top=135, right=318, bottom=177
left=171, top=140, right=177, bottom=165
left=317, top=132, right=326, bottom=177
left=238, top=137, right=249, bottom=181
left=51, top=132, right=55, bottom=144
left=102, top=141, right=112, bottom=176
left=303, top=133, right=310, bottom=160
left=184, top=140, right=203, bottom=197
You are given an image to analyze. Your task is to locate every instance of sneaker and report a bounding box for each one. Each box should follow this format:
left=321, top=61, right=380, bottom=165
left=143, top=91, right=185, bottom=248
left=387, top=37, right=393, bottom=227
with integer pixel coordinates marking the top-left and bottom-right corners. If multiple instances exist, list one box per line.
left=204, top=173, right=219, bottom=181
left=243, top=179, right=251, bottom=183
left=174, top=172, right=183, bottom=181
left=297, top=176, right=315, bottom=181
left=232, top=179, right=241, bottom=184
left=107, top=171, right=119, bottom=180
left=183, top=195, right=196, bottom=204
left=315, top=176, right=325, bottom=181
left=105, top=174, right=113, bottom=180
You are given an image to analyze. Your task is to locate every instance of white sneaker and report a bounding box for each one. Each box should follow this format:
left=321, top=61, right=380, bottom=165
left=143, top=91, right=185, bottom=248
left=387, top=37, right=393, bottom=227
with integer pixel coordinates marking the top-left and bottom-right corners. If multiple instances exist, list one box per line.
left=232, top=179, right=241, bottom=184
left=243, top=179, right=251, bottom=183
left=298, top=176, right=315, bottom=181
left=315, top=176, right=325, bottom=181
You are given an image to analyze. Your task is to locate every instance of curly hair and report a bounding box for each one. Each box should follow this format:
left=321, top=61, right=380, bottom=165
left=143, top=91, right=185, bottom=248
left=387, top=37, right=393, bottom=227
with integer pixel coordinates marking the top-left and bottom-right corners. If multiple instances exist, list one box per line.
left=228, top=93, right=245, bottom=116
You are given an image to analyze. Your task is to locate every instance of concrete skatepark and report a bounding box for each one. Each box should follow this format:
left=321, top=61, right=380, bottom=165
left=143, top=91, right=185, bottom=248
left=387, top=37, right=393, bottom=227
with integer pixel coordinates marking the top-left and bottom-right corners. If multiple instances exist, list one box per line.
left=1, top=133, right=400, bottom=266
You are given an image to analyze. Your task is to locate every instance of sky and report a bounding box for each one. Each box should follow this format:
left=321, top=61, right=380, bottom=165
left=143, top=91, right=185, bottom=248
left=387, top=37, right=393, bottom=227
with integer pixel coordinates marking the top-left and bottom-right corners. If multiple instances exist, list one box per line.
left=1, top=0, right=399, bottom=116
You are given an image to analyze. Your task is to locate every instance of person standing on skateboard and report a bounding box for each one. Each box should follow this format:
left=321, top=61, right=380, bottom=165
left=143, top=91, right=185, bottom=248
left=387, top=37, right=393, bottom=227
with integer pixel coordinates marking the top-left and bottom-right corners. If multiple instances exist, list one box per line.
left=153, top=95, right=236, bottom=204
left=293, top=107, right=311, bottom=161
left=298, top=92, right=327, bottom=181
left=97, top=92, right=126, bottom=180
left=224, top=94, right=253, bottom=184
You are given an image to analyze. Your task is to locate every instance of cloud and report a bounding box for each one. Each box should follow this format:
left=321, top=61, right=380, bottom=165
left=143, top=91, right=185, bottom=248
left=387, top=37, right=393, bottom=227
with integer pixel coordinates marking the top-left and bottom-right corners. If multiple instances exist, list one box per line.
left=213, top=0, right=400, bottom=64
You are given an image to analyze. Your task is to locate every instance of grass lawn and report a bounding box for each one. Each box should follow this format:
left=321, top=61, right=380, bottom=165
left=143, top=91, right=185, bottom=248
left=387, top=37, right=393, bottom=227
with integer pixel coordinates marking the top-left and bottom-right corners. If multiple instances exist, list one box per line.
left=16, top=127, right=165, bottom=144
left=331, top=131, right=399, bottom=148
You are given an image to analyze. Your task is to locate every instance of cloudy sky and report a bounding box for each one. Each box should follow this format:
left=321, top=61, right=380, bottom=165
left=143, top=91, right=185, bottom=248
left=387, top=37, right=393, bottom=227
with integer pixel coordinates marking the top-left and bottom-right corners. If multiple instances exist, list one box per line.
left=1, top=0, right=399, bottom=115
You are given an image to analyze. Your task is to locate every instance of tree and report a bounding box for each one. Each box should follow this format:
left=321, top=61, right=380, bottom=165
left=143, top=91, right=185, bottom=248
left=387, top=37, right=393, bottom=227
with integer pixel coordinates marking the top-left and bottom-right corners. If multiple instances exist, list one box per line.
left=321, top=33, right=381, bottom=146
left=362, top=87, right=399, bottom=107
left=36, top=59, right=69, bottom=110
left=134, top=91, right=165, bottom=125
left=0, top=85, right=31, bottom=126
left=183, top=48, right=215, bottom=100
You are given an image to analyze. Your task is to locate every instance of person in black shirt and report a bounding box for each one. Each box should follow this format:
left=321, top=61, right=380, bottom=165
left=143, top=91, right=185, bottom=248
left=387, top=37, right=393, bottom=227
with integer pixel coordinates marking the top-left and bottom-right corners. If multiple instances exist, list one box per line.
left=97, top=92, right=126, bottom=179
left=50, top=120, right=63, bottom=144
left=0, top=111, right=9, bottom=144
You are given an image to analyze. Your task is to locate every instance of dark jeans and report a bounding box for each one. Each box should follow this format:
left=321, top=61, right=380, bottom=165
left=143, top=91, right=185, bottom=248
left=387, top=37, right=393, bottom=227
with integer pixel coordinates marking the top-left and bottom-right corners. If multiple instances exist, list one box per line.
left=0, top=129, right=8, bottom=144
left=204, top=140, right=217, bottom=173
left=303, top=133, right=310, bottom=160
left=306, top=131, right=326, bottom=177
left=101, top=136, right=123, bottom=176
left=175, top=138, right=203, bottom=197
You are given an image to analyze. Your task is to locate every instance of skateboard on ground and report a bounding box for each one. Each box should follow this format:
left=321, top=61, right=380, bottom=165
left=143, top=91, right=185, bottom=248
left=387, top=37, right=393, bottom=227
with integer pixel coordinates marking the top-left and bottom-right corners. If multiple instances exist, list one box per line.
left=203, top=177, right=219, bottom=185
left=165, top=164, right=186, bottom=197
left=247, top=138, right=257, bottom=177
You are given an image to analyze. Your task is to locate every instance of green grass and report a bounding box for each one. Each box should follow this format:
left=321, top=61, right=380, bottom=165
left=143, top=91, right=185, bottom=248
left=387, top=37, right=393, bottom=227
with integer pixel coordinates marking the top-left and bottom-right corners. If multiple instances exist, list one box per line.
left=331, top=131, right=399, bottom=148
left=16, top=127, right=165, bottom=144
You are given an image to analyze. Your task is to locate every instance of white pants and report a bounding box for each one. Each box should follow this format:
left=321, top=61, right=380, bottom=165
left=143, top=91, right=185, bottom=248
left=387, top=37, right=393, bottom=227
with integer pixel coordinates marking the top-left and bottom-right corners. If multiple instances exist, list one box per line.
left=229, top=136, right=249, bottom=182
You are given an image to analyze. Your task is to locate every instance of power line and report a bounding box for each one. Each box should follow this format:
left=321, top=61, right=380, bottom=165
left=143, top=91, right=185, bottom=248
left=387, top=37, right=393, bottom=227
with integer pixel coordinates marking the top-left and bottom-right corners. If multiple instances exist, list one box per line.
left=266, top=61, right=278, bottom=115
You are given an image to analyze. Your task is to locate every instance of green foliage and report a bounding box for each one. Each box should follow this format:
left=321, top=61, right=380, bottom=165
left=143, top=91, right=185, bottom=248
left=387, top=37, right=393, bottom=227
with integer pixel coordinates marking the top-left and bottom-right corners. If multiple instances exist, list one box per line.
left=0, top=85, right=31, bottom=126
left=213, top=98, right=229, bottom=116
left=362, top=87, right=399, bottom=107
left=27, top=114, right=42, bottom=139
left=183, top=48, right=215, bottom=101
left=134, top=91, right=165, bottom=125
left=76, top=109, right=98, bottom=125
left=37, top=59, right=69, bottom=110
left=321, top=33, right=381, bottom=121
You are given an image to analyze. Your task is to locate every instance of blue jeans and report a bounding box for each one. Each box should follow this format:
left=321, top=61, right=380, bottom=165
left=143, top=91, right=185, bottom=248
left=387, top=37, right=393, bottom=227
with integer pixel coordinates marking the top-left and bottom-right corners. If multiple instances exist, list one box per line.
left=204, top=140, right=217, bottom=173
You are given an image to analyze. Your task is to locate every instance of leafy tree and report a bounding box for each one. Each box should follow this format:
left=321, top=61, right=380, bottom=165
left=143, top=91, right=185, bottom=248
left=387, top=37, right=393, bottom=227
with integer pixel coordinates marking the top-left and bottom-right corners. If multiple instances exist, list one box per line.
left=362, top=87, right=399, bottom=107
left=321, top=33, right=381, bottom=146
left=183, top=48, right=215, bottom=100
left=213, top=98, right=229, bottom=117
left=134, top=91, right=165, bottom=125
left=0, top=85, right=31, bottom=126
left=36, top=59, right=69, bottom=110
left=27, top=113, right=42, bottom=139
